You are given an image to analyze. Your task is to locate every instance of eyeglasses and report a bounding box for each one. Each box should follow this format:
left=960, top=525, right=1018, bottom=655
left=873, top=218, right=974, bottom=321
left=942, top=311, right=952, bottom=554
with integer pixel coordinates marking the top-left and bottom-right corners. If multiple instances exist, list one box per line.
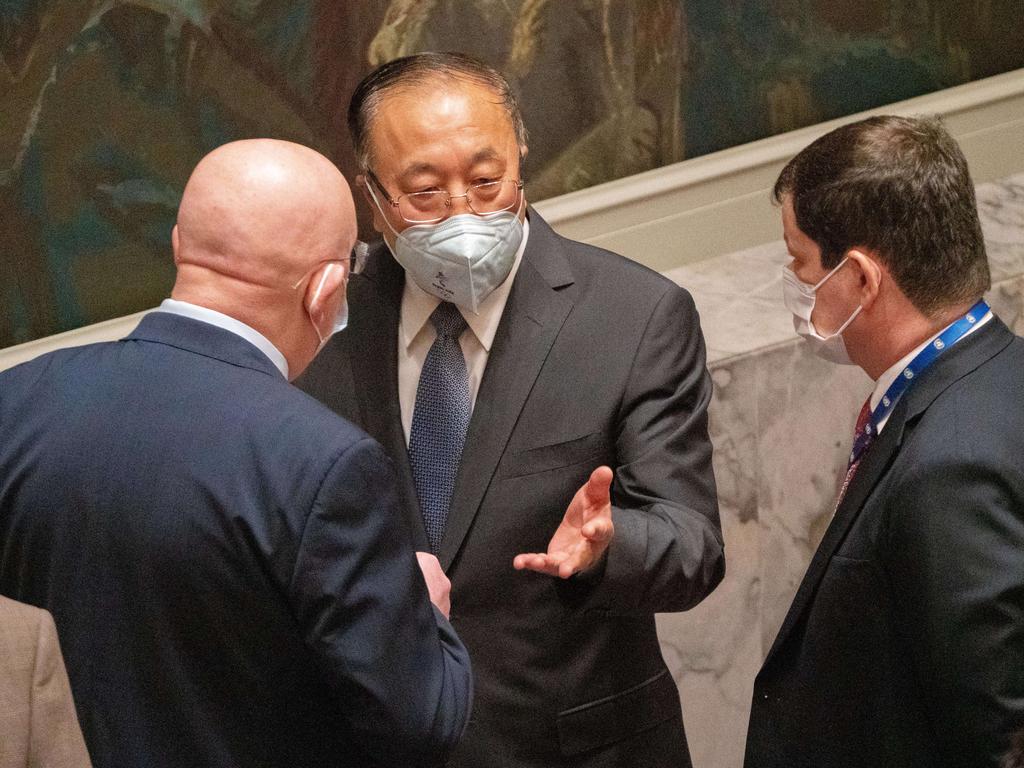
left=290, top=240, right=369, bottom=290
left=366, top=169, right=524, bottom=224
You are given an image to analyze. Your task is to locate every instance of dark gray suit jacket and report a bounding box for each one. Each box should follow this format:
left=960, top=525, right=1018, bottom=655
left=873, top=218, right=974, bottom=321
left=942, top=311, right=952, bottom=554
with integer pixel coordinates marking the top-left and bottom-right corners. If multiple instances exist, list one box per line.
left=0, top=312, right=471, bottom=768
left=299, top=209, right=724, bottom=767
left=745, top=317, right=1024, bottom=768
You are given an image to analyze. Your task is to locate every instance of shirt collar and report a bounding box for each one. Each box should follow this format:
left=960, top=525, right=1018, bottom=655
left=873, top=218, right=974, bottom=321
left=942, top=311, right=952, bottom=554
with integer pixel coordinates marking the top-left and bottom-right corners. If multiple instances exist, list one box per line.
left=400, top=217, right=530, bottom=351
left=870, top=307, right=992, bottom=413
left=156, top=299, right=290, bottom=379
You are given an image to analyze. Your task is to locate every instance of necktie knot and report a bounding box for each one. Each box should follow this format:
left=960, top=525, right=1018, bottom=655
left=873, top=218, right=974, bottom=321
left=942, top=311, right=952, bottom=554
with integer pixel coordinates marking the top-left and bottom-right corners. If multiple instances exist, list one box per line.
left=430, top=302, right=467, bottom=339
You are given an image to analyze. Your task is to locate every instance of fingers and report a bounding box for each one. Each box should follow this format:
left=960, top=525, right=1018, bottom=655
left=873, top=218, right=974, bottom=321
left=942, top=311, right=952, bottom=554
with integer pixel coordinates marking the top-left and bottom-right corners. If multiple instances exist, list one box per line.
left=415, top=551, right=452, bottom=618
left=581, top=516, right=614, bottom=543
left=513, top=551, right=570, bottom=578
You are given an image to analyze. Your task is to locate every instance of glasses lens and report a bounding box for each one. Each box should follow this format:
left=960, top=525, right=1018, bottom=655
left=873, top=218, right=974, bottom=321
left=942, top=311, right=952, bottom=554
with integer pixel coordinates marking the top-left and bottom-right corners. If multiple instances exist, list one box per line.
left=468, top=180, right=519, bottom=214
left=399, top=191, right=448, bottom=223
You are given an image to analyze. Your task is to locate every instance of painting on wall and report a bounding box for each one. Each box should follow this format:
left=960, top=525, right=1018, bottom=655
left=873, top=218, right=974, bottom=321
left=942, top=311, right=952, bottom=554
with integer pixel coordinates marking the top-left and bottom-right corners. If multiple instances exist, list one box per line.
left=3, top=0, right=1023, bottom=347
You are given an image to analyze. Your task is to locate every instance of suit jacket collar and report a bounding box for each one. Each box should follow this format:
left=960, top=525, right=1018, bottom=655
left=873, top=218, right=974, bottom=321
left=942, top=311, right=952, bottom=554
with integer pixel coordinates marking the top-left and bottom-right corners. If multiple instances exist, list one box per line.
left=350, top=208, right=576, bottom=565
left=127, top=311, right=283, bottom=379
left=763, top=317, right=1016, bottom=666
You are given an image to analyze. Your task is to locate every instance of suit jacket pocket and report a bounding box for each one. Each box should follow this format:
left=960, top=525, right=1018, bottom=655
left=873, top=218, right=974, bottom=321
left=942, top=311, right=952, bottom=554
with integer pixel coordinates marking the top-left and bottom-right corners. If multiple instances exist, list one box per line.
left=501, top=432, right=605, bottom=479
left=557, top=669, right=679, bottom=756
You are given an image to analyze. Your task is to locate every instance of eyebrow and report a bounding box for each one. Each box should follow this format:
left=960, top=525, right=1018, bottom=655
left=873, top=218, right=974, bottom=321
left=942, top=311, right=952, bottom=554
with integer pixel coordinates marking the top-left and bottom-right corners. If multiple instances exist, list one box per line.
left=396, top=148, right=506, bottom=184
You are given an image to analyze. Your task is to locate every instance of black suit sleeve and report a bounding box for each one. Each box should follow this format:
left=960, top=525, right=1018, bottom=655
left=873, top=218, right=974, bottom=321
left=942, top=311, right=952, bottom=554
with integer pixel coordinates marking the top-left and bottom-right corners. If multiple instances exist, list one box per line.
left=885, top=454, right=1024, bottom=766
left=287, top=437, right=472, bottom=766
left=588, top=283, right=725, bottom=613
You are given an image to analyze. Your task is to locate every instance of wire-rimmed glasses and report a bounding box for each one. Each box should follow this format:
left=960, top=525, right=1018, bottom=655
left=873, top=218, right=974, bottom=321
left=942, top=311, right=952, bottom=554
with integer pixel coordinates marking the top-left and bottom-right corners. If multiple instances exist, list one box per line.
left=366, top=169, right=523, bottom=224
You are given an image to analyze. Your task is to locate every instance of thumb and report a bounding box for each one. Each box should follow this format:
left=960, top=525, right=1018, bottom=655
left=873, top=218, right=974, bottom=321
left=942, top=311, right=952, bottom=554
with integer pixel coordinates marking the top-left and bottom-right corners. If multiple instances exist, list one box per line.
left=583, top=466, right=613, bottom=507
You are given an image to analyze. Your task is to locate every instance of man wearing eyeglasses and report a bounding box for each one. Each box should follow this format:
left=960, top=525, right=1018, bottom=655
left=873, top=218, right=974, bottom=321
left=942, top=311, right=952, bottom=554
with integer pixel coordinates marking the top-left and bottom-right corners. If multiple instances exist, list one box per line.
left=299, top=52, right=724, bottom=768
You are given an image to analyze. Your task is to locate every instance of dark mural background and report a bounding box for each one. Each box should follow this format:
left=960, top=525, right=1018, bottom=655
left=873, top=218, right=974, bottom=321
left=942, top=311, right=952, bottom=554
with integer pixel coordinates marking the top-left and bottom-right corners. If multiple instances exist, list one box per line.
left=2, top=1, right=1023, bottom=346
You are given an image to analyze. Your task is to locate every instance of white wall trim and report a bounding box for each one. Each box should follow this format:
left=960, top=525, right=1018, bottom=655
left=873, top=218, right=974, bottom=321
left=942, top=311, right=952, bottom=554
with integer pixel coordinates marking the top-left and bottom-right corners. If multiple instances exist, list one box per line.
left=4, top=68, right=1023, bottom=372
left=534, top=68, right=1024, bottom=230
left=534, top=68, right=1024, bottom=273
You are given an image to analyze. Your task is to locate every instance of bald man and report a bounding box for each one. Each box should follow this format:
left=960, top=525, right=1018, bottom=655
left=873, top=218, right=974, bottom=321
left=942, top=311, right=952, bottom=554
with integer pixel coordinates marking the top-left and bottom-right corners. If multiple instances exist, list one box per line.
left=0, top=139, right=471, bottom=768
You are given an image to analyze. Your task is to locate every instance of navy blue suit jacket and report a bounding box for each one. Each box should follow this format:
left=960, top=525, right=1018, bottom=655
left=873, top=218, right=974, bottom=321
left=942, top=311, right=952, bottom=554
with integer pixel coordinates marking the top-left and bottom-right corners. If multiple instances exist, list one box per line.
left=745, top=317, right=1024, bottom=767
left=0, top=312, right=471, bottom=768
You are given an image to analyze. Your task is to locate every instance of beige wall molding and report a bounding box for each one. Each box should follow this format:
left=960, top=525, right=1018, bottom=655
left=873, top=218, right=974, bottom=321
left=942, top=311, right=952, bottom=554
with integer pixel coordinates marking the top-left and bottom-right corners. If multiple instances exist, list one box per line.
left=534, top=67, right=1024, bottom=273
left=3, top=68, right=1023, bottom=373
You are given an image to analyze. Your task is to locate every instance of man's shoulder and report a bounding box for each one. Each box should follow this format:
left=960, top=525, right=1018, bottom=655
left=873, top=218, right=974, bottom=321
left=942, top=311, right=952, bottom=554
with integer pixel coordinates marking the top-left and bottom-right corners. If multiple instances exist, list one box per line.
left=533, top=216, right=674, bottom=288
left=0, top=340, right=119, bottom=399
left=528, top=218, right=684, bottom=313
left=887, top=327, right=1024, bottom=491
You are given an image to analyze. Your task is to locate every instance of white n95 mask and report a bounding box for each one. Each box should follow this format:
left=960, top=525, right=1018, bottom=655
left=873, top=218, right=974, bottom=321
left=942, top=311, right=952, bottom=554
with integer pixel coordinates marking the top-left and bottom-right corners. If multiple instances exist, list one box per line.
left=368, top=184, right=523, bottom=313
left=781, top=257, right=862, bottom=365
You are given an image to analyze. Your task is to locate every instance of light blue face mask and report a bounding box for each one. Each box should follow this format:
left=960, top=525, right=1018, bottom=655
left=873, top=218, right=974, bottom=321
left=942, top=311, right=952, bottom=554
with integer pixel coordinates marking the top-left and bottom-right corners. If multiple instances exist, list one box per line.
left=368, top=185, right=524, bottom=313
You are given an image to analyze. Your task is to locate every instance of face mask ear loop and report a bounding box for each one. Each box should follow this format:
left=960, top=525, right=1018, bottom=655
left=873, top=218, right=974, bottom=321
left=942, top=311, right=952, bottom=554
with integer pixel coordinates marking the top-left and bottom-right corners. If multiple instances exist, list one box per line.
left=833, top=303, right=863, bottom=337
left=811, top=255, right=850, bottom=292
left=308, top=262, right=346, bottom=344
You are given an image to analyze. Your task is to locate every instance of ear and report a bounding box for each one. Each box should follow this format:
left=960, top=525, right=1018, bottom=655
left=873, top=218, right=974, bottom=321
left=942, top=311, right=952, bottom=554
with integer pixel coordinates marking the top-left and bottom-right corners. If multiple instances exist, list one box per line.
left=357, top=174, right=388, bottom=235
left=847, top=248, right=883, bottom=310
left=303, top=262, right=347, bottom=325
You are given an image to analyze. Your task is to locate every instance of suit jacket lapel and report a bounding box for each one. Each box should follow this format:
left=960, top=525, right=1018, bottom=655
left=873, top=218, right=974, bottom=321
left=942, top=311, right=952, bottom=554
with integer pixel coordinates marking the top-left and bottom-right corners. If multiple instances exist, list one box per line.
left=348, top=249, right=427, bottom=548
left=763, top=317, right=1016, bottom=666
left=762, top=409, right=902, bottom=665
left=438, top=212, right=576, bottom=569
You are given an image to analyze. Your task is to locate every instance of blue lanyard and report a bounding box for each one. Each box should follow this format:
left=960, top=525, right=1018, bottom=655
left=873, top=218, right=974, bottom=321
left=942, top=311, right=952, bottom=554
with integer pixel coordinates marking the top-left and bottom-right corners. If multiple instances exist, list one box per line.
left=867, top=299, right=990, bottom=437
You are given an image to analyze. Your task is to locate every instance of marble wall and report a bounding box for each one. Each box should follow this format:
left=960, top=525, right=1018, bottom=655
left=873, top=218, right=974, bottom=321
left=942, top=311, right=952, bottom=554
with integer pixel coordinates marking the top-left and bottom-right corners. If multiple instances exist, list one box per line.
left=657, top=172, right=1024, bottom=768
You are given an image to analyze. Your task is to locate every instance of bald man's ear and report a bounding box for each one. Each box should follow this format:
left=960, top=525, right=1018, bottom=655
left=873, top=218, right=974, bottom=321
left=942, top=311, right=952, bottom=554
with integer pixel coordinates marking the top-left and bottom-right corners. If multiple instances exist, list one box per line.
left=303, top=261, right=348, bottom=331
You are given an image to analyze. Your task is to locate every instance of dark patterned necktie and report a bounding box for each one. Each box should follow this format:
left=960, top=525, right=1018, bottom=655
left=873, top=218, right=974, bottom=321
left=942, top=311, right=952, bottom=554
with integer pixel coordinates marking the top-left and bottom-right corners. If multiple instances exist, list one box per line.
left=408, top=302, right=471, bottom=553
left=835, top=398, right=874, bottom=508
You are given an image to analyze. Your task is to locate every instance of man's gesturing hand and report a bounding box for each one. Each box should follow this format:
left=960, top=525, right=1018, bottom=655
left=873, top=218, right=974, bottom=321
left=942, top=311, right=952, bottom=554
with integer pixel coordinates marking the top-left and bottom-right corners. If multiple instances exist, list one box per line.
left=416, top=552, right=452, bottom=618
left=512, top=466, right=615, bottom=579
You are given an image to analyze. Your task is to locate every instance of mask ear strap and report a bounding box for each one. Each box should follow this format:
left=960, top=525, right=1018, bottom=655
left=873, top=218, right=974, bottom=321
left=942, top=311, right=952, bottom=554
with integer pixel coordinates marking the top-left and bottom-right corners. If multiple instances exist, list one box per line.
left=309, top=262, right=338, bottom=307
left=833, top=303, right=863, bottom=336
left=812, top=255, right=850, bottom=291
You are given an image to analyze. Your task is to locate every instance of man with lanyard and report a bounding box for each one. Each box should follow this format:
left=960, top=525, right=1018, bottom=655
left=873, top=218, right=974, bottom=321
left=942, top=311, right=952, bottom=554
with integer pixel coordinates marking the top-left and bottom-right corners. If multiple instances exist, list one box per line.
left=744, top=115, right=1024, bottom=768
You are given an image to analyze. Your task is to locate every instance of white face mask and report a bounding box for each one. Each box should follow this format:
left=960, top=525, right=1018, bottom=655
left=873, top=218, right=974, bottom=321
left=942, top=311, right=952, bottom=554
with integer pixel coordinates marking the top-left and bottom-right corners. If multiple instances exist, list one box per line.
left=368, top=184, right=523, bottom=313
left=307, top=262, right=348, bottom=354
left=782, top=257, right=862, bottom=365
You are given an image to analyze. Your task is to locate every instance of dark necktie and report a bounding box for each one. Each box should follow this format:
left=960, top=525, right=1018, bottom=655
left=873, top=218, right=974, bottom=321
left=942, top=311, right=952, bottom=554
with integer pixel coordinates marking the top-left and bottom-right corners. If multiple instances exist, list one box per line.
left=836, top=398, right=874, bottom=508
left=408, top=302, right=471, bottom=553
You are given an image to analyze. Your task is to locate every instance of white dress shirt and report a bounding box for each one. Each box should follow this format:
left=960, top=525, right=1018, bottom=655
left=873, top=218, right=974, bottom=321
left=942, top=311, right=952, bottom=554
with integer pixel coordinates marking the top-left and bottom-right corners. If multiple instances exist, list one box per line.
left=398, top=219, right=530, bottom=443
left=155, top=299, right=290, bottom=379
left=869, top=307, right=992, bottom=435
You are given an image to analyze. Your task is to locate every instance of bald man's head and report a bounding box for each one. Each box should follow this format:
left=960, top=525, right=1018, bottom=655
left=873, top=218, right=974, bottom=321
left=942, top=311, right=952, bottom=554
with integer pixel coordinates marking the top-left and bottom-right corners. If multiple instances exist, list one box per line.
left=171, top=139, right=357, bottom=378
left=174, top=139, right=355, bottom=286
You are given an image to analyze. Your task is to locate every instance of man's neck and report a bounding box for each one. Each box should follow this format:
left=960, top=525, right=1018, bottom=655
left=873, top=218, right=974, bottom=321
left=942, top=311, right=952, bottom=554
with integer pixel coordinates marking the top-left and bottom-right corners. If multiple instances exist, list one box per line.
left=863, top=299, right=977, bottom=380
